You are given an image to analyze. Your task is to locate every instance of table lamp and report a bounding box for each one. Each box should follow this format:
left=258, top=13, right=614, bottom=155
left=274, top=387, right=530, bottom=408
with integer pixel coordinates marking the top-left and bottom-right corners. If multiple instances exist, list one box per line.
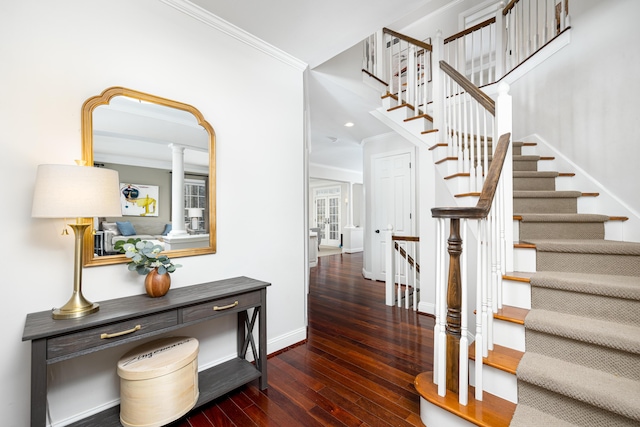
left=32, top=163, right=121, bottom=319
left=188, top=208, right=203, bottom=231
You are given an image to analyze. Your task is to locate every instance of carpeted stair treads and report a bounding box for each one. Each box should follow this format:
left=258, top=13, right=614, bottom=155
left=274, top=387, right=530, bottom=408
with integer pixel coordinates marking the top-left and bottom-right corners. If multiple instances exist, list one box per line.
left=510, top=403, right=582, bottom=427
left=513, top=171, right=559, bottom=191
left=528, top=239, right=640, bottom=276
left=525, top=329, right=640, bottom=381
left=531, top=286, right=640, bottom=325
left=509, top=141, right=640, bottom=427
left=529, top=271, right=640, bottom=300
left=513, top=191, right=582, bottom=214
left=516, top=352, right=640, bottom=422
left=524, top=309, right=640, bottom=355
left=518, top=214, right=607, bottom=240
left=512, top=382, right=639, bottom=427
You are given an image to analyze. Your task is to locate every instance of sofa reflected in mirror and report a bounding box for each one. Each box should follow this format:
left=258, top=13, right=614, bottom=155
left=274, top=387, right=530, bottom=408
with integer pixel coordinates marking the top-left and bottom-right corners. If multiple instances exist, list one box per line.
left=99, top=220, right=169, bottom=255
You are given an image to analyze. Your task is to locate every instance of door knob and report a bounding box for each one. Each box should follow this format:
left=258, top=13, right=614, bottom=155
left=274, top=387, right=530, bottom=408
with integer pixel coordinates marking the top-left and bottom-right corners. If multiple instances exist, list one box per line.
left=375, top=229, right=380, bottom=233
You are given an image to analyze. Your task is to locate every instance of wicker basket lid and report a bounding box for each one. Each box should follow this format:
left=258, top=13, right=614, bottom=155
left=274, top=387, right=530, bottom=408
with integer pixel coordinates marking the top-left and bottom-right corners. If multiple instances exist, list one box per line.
left=117, top=336, right=199, bottom=380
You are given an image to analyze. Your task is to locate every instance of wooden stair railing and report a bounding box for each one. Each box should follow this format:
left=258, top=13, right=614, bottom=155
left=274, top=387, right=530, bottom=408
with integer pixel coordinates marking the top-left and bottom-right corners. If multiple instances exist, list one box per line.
left=386, top=234, right=421, bottom=310
left=431, top=132, right=510, bottom=396
left=381, top=27, right=433, bottom=117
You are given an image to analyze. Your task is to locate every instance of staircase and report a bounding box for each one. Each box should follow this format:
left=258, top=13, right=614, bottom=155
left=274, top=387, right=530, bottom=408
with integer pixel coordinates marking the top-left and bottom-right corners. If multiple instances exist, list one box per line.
left=414, top=138, right=640, bottom=426
left=363, top=2, right=640, bottom=424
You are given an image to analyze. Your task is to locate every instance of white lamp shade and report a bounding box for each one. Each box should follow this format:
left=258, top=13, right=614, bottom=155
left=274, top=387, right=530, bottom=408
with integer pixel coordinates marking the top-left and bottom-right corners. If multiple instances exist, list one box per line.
left=187, top=208, right=203, bottom=218
left=32, top=164, right=122, bottom=218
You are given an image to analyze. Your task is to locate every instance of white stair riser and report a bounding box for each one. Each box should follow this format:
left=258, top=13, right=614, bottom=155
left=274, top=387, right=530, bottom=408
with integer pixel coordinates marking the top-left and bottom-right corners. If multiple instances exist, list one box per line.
left=493, top=319, right=525, bottom=352
left=502, top=279, right=531, bottom=309
left=420, top=398, right=477, bottom=427
left=387, top=106, right=411, bottom=122
left=403, top=117, right=428, bottom=134
left=513, top=246, right=536, bottom=273
left=469, top=362, right=518, bottom=403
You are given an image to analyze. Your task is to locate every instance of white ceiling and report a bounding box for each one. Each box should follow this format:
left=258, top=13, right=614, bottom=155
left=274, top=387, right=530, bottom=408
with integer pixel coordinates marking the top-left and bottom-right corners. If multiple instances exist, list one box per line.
left=189, top=0, right=442, bottom=175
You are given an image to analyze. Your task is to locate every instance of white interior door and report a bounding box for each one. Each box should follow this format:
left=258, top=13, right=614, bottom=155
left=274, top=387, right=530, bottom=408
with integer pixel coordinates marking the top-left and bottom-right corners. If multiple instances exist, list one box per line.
left=314, top=187, right=341, bottom=247
left=372, top=151, right=414, bottom=281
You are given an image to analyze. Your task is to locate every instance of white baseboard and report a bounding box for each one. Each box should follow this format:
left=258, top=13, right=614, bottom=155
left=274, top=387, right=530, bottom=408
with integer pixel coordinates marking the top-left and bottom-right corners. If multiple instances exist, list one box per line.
left=268, top=327, right=307, bottom=354
left=343, top=247, right=363, bottom=253
left=418, top=301, right=435, bottom=315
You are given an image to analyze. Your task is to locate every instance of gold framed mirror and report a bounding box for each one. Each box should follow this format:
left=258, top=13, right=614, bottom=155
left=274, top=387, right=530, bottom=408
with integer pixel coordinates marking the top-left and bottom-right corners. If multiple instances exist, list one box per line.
left=82, top=86, right=216, bottom=267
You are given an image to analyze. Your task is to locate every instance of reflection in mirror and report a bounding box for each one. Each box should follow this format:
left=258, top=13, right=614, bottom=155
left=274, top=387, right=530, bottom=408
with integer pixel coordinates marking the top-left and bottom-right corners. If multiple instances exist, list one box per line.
left=82, top=87, right=216, bottom=267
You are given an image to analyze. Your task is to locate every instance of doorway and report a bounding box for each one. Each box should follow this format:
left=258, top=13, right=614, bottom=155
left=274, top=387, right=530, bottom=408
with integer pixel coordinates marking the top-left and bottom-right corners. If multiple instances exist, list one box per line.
left=313, top=186, right=341, bottom=247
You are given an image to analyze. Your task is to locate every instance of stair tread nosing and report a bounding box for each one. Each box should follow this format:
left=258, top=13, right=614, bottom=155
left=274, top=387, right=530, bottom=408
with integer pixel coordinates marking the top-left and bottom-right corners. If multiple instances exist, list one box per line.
left=525, top=309, right=640, bottom=354
left=517, top=352, right=640, bottom=422
left=468, top=343, right=522, bottom=374
left=414, top=371, right=515, bottom=427
left=530, top=271, right=640, bottom=300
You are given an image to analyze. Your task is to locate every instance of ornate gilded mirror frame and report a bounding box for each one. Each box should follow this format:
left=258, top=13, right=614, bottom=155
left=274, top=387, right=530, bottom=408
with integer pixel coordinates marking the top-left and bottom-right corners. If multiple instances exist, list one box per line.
left=82, top=86, right=216, bottom=267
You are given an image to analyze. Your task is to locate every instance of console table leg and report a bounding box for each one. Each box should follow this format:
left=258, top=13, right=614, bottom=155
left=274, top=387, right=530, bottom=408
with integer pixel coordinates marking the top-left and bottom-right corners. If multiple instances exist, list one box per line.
left=31, top=339, right=47, bottom=427
left=259, top=288, right=268, bottom=390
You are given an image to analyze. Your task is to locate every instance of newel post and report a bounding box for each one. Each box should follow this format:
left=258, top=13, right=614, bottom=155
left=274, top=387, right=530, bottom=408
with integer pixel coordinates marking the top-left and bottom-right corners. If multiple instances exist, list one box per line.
left=446, top=218, right=463, bottom=393
left=385, top=226, right=395, bottom=306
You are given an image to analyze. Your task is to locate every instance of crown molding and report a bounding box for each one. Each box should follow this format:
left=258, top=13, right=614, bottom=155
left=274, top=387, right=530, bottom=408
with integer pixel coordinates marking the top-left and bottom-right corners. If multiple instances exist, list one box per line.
left=159, top=0, right=308, bottom=71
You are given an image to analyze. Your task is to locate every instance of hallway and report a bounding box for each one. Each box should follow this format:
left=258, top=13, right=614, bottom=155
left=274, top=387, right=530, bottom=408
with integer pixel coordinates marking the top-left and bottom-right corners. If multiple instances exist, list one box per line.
left=175, top=252, right=434, bottom=426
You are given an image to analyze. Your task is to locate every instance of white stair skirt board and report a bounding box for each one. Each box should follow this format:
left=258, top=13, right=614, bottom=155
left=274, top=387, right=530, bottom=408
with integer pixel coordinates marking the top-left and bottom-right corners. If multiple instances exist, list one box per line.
left=420, top=398, right=477, bottom=427
left=493, top=319, right=525, bottom=352
left=469, top=362, right=518, bottom=404
left=502, top=279, right=531, bottom=310
left=513, top=246, right=537, bottom=273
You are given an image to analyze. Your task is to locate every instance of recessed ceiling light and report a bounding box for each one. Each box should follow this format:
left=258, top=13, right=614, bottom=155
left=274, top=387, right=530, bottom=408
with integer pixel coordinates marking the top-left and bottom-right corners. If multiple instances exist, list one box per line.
left=344, top=122, right=354, bottom=127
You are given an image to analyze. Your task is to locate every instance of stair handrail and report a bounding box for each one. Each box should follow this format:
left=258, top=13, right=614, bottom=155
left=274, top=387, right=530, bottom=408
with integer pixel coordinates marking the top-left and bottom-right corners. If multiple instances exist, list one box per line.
left=432, top=133, right=509, bottom=219
left=439, top=60, right=495, bottom=115
left=443, top=17, right=496, bottom=45
left=432, top=132, right=510, bottom=404
left=377, top=28, right=433, bottom=117
left=383, top=27, right=433, bottom=52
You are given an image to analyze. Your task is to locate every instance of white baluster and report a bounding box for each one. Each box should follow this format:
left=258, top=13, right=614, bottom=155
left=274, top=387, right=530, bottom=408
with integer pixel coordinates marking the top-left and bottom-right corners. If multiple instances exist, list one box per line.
left=433, top=218, right=442, bottom=385
left=437, top=218, right=447, bottom=397
left=459, top=219, right=469, bottom=405
left=495, top=3, right=504, bottom=80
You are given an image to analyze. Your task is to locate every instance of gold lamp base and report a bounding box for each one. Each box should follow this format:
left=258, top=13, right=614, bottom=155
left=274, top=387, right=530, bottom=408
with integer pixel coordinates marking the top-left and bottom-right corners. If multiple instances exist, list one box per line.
left=52, top=292, right=99, bottom=320
left=52, top=222, right=100, bottom=320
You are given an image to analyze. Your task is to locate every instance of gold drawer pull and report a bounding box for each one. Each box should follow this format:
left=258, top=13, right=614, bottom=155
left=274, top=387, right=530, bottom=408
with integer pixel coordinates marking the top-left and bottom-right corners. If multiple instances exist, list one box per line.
left=213, top=301, right=239, bottom=311
left=100, top=324, right=141, bottom=339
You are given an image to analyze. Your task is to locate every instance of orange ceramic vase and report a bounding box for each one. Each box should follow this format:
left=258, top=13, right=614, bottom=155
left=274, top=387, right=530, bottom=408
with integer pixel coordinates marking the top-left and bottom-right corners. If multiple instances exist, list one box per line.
left=144, top=268, right=171, bottom=297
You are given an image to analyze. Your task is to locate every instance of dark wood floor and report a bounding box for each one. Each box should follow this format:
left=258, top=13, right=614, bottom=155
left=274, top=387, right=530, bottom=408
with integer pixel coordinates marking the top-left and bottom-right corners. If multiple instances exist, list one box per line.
left=174, top=252, right=434, bottom=426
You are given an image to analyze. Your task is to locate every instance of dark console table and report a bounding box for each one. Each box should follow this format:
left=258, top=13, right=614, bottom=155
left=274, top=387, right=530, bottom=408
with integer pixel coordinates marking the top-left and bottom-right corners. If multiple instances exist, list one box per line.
left=22, top=276, right=270, bottom=427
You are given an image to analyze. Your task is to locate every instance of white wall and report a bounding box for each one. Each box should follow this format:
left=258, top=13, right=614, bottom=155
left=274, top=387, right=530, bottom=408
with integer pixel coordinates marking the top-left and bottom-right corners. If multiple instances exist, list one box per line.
left=509, top=0, right=640, bottom=237
left=0, top=1, right=307, bottom=425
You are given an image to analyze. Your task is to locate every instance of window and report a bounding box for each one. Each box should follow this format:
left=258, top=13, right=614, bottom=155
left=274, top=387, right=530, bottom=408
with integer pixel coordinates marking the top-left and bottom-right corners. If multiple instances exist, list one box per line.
left=184, top=178, right=206, bottom=230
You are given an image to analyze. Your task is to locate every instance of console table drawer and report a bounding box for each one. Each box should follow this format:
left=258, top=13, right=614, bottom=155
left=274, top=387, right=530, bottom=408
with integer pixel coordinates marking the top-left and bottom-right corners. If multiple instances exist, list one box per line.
left=47, top=311, right=178, bottom=360
left=182, top=291, right=261, bottom=323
